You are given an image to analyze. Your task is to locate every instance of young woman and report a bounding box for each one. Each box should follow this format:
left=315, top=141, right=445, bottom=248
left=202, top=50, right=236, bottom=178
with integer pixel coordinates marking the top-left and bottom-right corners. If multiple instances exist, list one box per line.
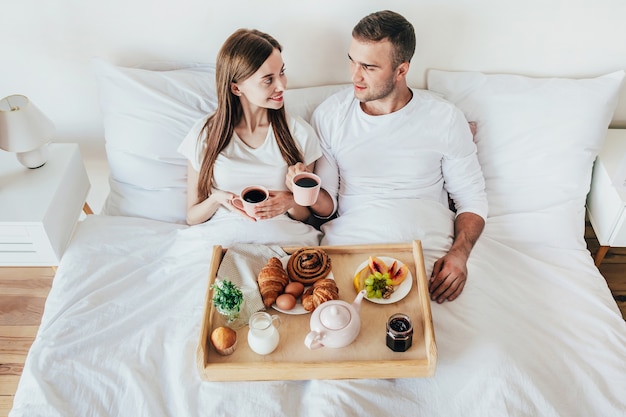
left=178, top=29, right=321, bottom=246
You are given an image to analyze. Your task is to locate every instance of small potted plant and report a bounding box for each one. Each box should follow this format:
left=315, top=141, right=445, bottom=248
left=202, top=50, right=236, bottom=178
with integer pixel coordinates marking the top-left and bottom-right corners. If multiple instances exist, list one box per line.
left=211, top=279, right=244, bottom=328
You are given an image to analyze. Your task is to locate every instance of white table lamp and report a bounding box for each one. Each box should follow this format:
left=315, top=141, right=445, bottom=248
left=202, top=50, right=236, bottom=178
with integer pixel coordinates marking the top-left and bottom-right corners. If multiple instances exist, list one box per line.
left=0, top=94, right=55, bottom=168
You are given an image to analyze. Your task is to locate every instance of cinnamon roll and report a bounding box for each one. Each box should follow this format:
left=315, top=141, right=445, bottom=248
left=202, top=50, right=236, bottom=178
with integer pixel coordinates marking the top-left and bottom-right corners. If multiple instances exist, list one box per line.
left=287, top=247, right=332, bottom=285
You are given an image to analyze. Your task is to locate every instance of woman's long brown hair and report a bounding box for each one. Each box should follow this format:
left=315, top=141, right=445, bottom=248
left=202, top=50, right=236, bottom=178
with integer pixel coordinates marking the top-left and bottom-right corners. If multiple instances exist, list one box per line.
left=196, top=29, right=304, bottom=201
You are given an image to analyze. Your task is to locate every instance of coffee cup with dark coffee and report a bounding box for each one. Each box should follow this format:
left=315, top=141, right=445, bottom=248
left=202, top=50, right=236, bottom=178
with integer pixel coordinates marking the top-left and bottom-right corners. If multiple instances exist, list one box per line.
left=292, top=172, right=321, bottom=206
left=232, top=185, right=269, bottom=218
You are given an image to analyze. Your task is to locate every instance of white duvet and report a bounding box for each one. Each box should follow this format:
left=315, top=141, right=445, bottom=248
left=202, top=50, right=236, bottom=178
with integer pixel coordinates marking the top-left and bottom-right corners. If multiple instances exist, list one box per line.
left=10, top=201, right=626, bottom=417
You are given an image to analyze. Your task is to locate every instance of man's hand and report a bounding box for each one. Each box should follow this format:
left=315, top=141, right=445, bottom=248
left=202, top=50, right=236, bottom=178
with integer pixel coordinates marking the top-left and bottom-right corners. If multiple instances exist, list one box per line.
left=429, top=249, right=468, bottom=303
left=429, top=212, right=485, bottom=303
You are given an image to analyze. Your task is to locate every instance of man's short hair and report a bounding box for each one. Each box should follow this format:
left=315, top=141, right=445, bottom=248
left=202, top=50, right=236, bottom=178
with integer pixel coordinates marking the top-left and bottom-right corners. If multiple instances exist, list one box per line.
left=352, top=10, right=416, bottom=68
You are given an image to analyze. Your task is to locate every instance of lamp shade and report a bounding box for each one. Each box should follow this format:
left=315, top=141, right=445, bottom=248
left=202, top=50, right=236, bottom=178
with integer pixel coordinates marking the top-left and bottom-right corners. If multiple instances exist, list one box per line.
left=0, top=95, right=55, bottom=153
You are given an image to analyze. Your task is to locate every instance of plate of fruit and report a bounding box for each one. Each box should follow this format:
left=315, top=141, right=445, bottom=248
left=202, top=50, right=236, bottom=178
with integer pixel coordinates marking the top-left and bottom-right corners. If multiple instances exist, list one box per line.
left=353, top=256, right=412, bottom=304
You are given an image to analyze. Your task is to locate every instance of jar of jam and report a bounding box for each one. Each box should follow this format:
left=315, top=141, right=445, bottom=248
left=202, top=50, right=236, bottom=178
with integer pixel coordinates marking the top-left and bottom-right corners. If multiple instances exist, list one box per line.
left=386, top=313, right=413, bottom=352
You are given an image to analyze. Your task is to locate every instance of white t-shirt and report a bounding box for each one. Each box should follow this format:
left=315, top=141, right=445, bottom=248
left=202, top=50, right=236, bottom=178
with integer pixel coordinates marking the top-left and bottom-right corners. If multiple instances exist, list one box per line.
left=311, top=87, right=488, bottom=220
left=178, top=114, right=322, bottom=195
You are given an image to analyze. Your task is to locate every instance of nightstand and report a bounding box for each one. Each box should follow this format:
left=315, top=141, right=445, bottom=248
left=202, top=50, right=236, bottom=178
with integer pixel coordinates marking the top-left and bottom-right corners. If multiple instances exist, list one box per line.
left=586, top=129, right=626, bottom=266
left=0, top=143, right=91, bottom=266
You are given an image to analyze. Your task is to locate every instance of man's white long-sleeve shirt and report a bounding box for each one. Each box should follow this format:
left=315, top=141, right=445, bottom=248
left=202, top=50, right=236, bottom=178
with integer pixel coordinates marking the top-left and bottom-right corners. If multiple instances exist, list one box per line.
left=311, top=87, right=488, bottom=220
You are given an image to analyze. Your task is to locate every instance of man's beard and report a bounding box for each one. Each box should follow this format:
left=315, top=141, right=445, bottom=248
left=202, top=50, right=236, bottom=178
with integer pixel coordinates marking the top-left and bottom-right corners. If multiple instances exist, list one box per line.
left=355, top=77, right=395, bottom=103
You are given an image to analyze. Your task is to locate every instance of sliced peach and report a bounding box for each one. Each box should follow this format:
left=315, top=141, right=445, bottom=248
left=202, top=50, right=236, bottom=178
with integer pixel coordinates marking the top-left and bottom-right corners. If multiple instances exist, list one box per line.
left=368, top=256, right=388, bottom=275
left=389, top=263, right=409, bottom=286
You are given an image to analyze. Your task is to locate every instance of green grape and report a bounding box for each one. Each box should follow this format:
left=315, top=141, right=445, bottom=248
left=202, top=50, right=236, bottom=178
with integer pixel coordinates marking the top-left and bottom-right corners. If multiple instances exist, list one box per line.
left=363, top=271, right=395, bottom=299
left=364, top=272, right=393, bottom=298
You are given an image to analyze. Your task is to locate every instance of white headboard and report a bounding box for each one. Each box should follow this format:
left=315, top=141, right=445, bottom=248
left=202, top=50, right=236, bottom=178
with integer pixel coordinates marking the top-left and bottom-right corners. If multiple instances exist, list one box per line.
left=2, top=0, right=626, bottom=150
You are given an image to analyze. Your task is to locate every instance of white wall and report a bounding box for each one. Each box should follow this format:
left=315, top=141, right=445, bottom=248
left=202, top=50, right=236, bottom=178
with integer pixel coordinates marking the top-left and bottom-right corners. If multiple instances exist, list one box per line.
left=3, top=0, right=626, bottom=213
left=2, top=0, right=626, bottom=146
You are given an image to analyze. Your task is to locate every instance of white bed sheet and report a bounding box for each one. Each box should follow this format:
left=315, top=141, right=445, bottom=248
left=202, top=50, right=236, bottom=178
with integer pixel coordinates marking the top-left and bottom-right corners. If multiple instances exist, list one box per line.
left=10, top=205, right=626, bottom=417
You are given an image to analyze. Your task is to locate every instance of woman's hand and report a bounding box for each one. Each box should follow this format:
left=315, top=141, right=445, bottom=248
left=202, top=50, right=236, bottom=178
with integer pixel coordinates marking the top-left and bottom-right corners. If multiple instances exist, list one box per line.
left=252, top=190, right=295, bottom=220
left=212, top=189, right=237, bottom=207
left=218, top=189, right=258, bottom=221
left=185, top=167, right=239, bottom=224
left=213, top=189, right=257, bottom=220
left=285, top=162, right=309, bottom=192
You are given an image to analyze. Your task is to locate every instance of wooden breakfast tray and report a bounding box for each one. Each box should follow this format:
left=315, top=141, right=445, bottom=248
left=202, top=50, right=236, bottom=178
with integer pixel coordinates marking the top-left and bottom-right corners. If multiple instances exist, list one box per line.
left=196, top=241, right=437, bottom=381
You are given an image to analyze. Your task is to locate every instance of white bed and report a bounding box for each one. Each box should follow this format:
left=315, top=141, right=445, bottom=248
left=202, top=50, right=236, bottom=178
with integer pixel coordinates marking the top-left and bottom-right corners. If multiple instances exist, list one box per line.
left=9, top=59, right=626, bottom=417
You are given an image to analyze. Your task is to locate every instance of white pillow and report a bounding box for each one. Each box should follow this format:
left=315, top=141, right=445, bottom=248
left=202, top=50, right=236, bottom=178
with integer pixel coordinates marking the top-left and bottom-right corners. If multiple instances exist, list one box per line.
left=284, top=84, right=350, bottom=123
left=427, top=70, right=624, bottom=221
left=92, top=58, right=348, bottom=224
left=92, top=58, right=217, bottom=223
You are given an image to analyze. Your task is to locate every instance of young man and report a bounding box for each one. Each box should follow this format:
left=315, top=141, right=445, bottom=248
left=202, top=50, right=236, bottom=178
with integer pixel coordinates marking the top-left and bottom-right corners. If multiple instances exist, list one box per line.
left=309, top=10, right=488, bottom=303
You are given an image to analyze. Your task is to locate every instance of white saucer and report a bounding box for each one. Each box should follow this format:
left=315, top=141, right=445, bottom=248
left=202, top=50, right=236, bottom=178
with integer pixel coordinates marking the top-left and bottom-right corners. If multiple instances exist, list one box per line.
left=354, top=256, right=412, bottom=304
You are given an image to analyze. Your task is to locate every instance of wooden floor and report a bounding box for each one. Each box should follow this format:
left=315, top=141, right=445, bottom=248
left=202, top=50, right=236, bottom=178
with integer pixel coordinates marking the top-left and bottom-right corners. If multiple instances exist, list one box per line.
left=0, top=225, right=625, bottom=416
left=0, top=266, right=55, bottom=417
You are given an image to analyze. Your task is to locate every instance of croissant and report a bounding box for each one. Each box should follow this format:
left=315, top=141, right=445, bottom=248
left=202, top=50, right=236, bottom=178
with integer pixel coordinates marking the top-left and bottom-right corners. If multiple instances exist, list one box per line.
left=287, top=248, right=332, bottom=285
left=302, top=278, right=339, bottom=312
left=257, top=257, right=290, bottom=308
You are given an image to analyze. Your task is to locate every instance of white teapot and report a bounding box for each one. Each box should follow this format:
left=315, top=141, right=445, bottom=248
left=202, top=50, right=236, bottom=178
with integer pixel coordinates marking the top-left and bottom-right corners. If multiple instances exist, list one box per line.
left=304, top=289, right=366, bottom=349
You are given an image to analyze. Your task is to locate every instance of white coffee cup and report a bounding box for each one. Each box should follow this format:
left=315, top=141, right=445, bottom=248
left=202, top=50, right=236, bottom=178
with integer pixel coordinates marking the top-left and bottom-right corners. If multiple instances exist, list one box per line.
left=232, top=185, right=269, bottom=218
left=292, top=172, right=321, bottom=206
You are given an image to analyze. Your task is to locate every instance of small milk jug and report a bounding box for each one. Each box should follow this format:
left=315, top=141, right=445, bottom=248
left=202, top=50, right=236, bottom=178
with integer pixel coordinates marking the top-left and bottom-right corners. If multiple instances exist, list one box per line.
left=247, top=311, right=281, bottom=355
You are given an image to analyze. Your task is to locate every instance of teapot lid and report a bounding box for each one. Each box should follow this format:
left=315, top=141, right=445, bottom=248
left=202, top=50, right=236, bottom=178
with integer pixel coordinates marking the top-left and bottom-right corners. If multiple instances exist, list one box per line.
left=320, top=304, right=351, bottom=330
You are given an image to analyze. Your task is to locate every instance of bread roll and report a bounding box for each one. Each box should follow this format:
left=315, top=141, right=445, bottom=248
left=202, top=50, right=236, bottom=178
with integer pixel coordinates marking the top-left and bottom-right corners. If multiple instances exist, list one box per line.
left=211, top=326, right=237, bottom=356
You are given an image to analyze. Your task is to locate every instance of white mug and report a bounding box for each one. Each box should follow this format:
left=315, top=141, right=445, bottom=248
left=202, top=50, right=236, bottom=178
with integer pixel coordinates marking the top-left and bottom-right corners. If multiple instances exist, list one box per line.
left=292, top=172, right=321, bottom=206
left=232, top=185, right=269, bottom=218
